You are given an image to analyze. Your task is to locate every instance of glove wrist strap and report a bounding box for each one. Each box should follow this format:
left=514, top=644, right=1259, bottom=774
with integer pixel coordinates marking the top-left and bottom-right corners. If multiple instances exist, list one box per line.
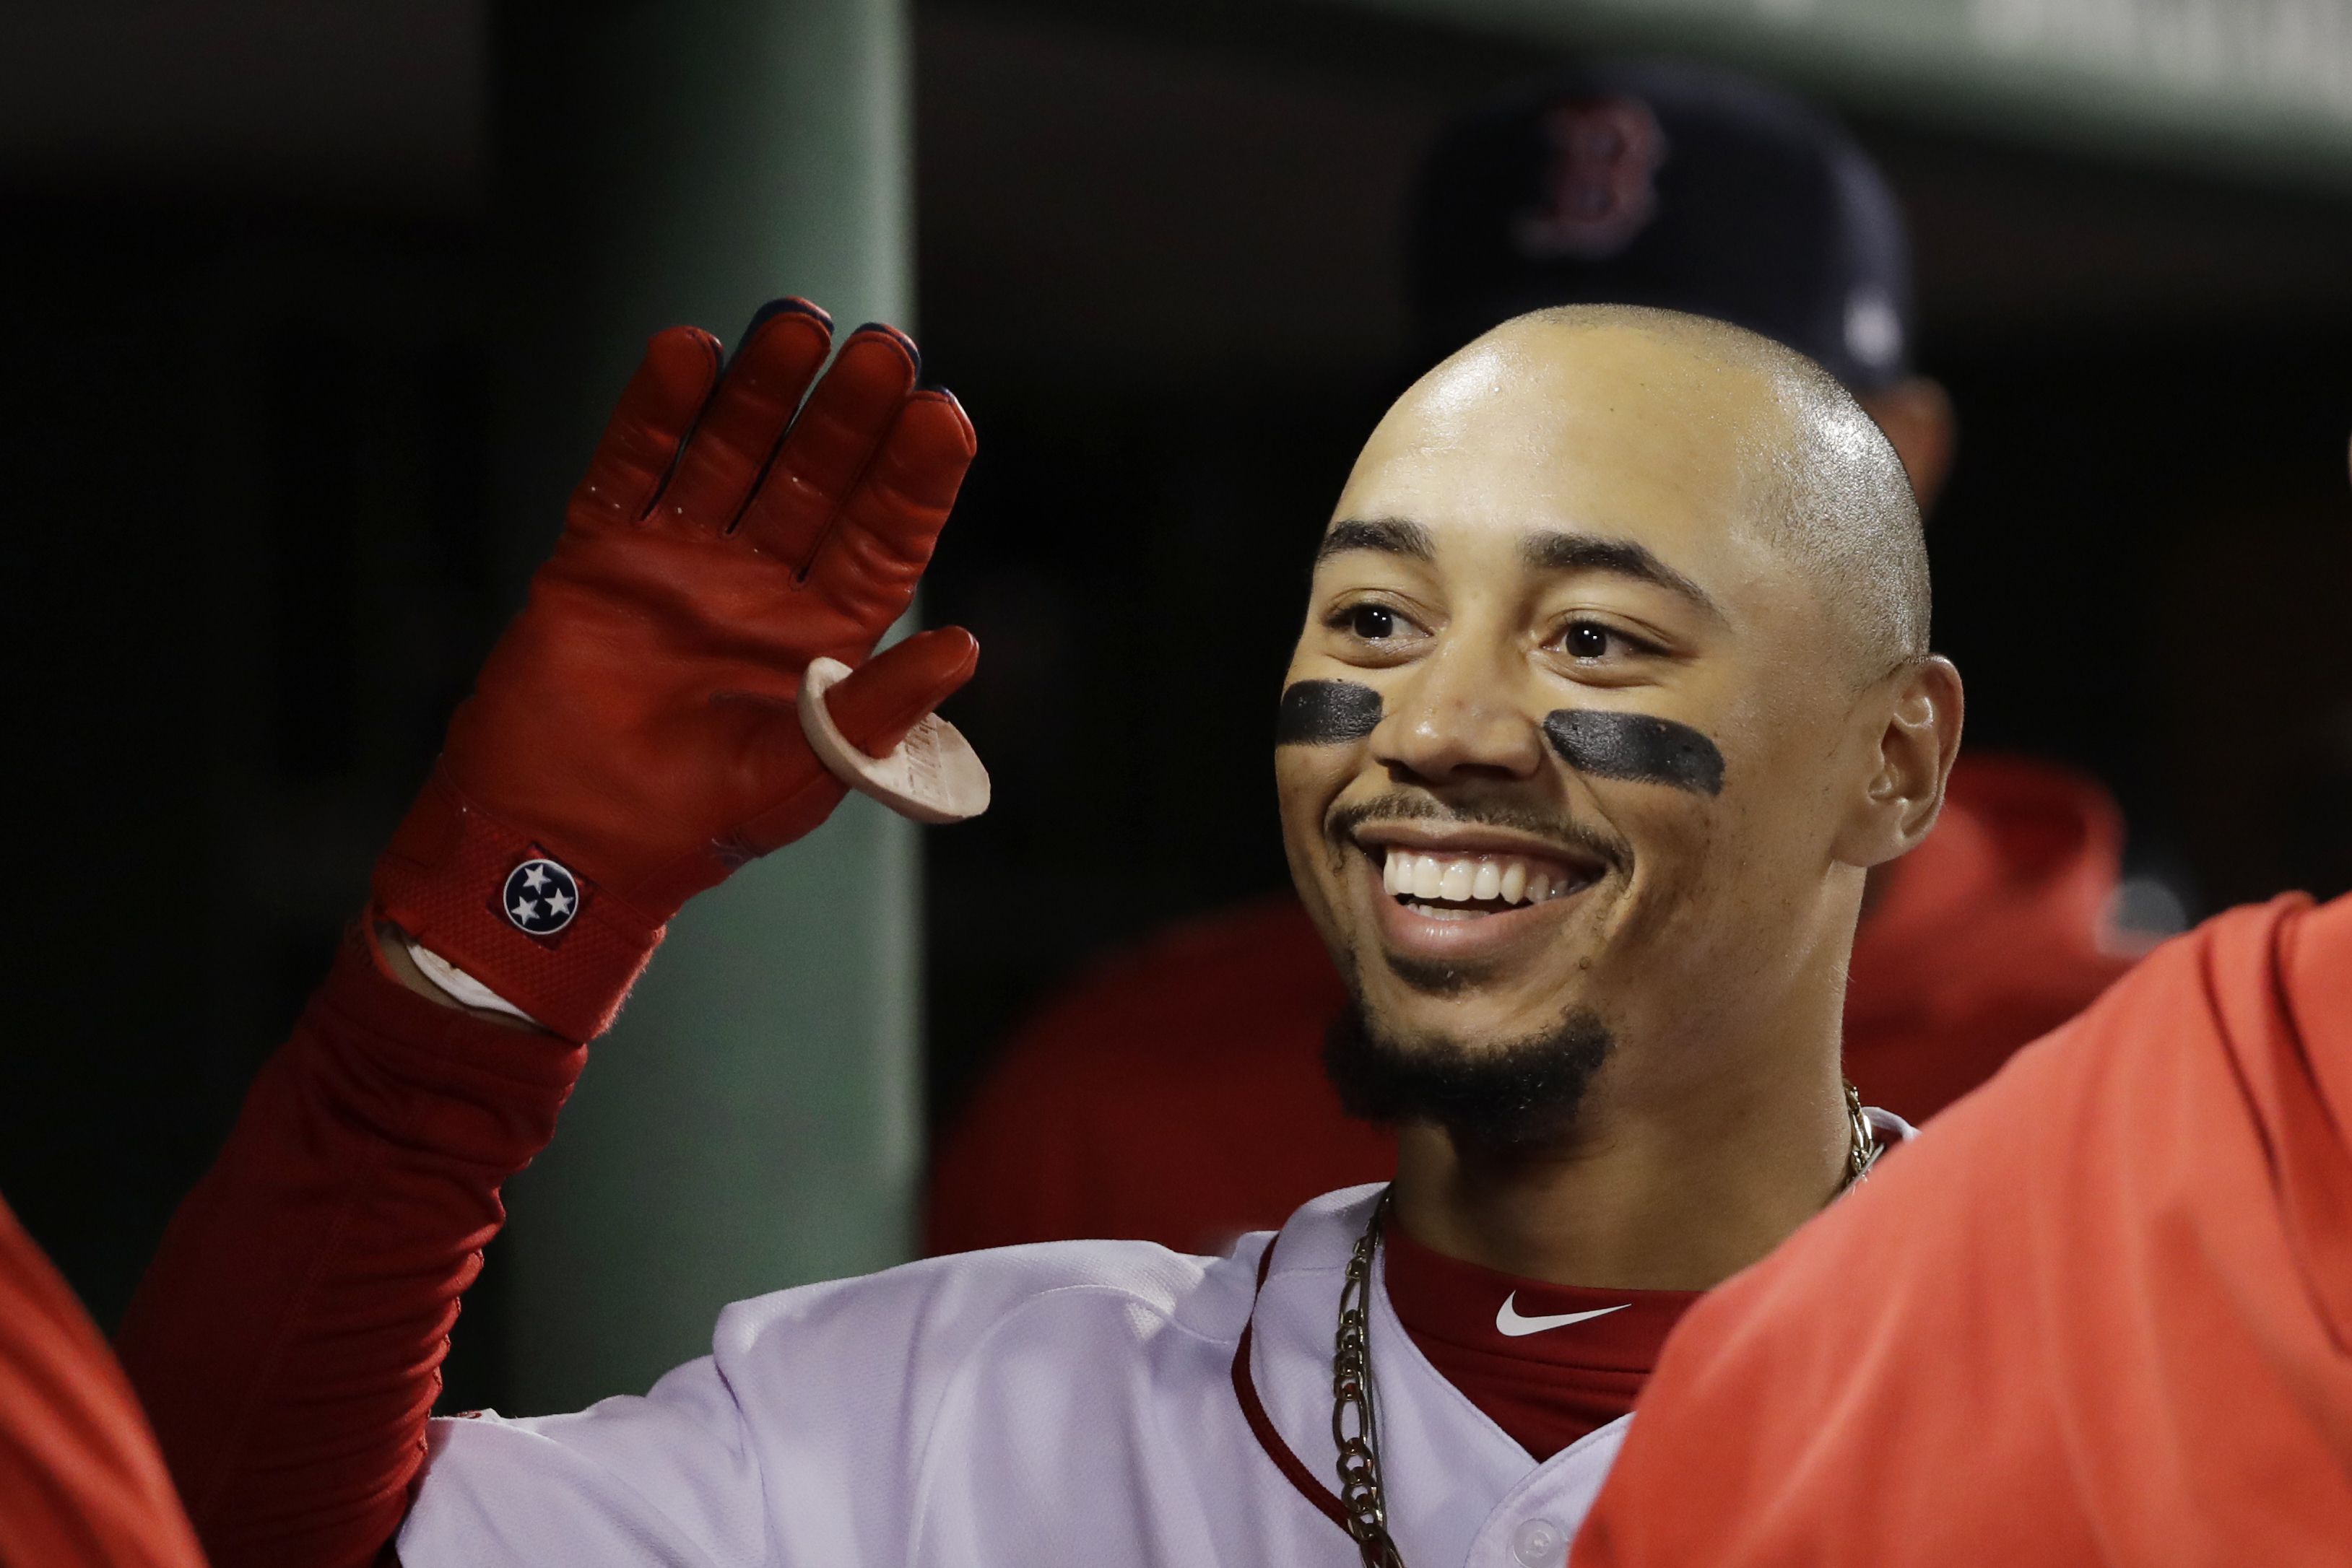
left=373, top=767, right=665, bottom=1042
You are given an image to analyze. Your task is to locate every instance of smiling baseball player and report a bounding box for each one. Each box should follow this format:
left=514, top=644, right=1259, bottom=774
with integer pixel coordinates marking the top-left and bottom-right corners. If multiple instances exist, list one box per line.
left=114, top=297, right=2346, bottom=1568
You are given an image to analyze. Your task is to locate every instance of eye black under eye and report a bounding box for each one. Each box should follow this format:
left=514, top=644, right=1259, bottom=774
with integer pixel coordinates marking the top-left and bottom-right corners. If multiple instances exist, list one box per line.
left=1348, top=604, right=1397, bottom=640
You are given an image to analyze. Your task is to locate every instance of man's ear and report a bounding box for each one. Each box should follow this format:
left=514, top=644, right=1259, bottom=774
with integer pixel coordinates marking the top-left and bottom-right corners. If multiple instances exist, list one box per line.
left=1834, top=655, right=1965, bottom=870
left=1860, top=377, right=1957, bottom=514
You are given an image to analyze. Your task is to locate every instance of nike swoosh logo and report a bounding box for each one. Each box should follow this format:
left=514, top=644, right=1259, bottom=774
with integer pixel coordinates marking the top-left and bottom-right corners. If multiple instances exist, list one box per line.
left=1495, top=1292, right=1631, bottom=1337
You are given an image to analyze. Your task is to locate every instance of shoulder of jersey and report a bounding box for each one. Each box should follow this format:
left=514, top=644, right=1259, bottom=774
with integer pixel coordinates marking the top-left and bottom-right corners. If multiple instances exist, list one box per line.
left=713, top=1233, right=1272, bottom=1359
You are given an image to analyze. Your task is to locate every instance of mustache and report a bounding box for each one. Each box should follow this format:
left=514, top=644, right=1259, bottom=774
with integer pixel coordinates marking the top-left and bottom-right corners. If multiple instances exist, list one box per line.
left=1326, top=792, right=1631, bottom=874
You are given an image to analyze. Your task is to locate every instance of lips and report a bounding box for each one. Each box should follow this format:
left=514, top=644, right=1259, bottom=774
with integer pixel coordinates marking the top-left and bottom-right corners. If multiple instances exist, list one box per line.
left=1348, top=823, right=1607, bottom=964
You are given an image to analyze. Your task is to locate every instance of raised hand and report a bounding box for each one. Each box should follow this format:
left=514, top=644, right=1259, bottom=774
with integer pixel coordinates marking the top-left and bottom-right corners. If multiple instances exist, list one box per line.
left=373, top=300, right=979, bottom=1040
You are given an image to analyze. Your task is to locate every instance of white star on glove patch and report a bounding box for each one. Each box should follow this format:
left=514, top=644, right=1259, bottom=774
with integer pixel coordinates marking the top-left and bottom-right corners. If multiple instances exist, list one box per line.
left=503, top=857, right=581, bottom=936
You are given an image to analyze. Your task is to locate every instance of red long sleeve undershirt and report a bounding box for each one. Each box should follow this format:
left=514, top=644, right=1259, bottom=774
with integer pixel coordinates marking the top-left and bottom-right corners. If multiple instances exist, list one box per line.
left=114, top=928, right=584, bottom=1568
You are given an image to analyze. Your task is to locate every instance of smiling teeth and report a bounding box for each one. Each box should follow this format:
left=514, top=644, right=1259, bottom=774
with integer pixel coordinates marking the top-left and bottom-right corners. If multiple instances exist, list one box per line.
left=1380, top=849, right=1576, bottom=905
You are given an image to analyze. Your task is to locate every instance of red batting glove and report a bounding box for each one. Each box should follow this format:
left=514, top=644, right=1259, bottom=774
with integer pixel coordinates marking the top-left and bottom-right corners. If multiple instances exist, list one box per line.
left=373, top=300, right=979, bottom=1041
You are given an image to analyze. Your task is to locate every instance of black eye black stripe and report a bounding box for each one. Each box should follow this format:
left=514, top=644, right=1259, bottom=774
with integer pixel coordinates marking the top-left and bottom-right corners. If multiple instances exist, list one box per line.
left=1543, top=710, right=1724, bottom=796
left=1275, top=681, right=1723, bottom=798
left=1275, top=680, right=1382, bottom=745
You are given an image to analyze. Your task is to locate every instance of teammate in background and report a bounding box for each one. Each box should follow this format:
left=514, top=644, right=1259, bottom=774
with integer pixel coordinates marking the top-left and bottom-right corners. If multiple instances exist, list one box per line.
left=0, top=1193, right=205, bottom=1567
left=927, top=62, right=2140, bottom=1260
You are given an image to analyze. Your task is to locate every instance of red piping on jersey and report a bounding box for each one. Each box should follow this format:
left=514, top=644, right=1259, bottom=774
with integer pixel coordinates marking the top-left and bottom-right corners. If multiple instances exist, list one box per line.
left=1231, top=1234, right=1356, bottom=1538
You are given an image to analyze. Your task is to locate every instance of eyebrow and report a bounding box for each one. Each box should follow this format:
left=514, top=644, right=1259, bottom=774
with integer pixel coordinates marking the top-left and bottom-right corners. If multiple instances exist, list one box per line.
left=1317, top=518, right=1436, bottom=563
left=1520, top=531, right=1724, bottom=620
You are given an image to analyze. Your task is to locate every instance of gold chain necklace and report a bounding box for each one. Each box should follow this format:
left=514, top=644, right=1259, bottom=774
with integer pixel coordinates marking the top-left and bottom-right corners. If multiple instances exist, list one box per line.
left=1330, top=1082, right=1879, bottom=1568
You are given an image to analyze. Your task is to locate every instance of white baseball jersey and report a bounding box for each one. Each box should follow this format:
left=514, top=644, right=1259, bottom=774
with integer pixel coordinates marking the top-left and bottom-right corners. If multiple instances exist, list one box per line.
left=397, top=1183, right=1629, bottom=1567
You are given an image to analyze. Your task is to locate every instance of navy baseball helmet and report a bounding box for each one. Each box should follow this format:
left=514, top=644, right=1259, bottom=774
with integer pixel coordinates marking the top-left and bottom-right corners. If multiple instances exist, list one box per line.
left=1409, top=59, right=1915, bottom=392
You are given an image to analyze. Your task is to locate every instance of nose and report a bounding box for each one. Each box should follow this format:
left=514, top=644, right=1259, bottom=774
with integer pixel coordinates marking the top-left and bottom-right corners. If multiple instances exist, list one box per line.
left=1370, top=642, right=1547, bottom=785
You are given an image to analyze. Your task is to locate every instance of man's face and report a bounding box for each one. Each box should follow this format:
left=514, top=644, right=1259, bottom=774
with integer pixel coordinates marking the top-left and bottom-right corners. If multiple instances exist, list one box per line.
left=1277, top=321, right=1881, bottom=1110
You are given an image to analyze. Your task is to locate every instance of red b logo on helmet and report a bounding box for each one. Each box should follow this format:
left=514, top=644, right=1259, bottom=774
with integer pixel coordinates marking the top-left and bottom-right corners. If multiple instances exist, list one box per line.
left=1514, top=96, right=1667, bottom=261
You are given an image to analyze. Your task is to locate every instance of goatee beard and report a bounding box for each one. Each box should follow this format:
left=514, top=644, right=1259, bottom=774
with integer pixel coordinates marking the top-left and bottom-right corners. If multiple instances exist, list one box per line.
left=1322, top=1000, right=1614, bottom=1151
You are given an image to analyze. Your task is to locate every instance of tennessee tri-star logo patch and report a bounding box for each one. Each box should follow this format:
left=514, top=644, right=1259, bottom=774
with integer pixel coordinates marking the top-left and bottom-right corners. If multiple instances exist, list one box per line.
left=503, top=857, right=580, bottom=936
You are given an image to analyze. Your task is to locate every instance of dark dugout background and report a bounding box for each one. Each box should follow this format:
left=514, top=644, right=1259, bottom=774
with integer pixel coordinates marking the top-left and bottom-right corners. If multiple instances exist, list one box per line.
left=4, top=0, right=2350, bottom=1416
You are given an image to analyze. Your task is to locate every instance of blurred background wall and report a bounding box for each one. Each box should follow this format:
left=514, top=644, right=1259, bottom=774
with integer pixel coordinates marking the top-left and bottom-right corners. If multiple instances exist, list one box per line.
left=4, top=0, right=2348, bottom=1414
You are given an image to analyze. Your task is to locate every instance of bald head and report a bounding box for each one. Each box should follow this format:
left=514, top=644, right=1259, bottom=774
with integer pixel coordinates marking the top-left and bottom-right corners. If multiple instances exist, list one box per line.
left=1388, top=305, right=1929, bottom=681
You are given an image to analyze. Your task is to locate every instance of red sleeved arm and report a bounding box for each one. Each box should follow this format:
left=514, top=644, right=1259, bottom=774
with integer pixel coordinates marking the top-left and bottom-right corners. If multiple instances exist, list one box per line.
left=0, top=1193, right=206, bottom=1568
left=1571, top=892, right=2352, bottom=1568
left=115, top=927, right=586, bottom=1568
